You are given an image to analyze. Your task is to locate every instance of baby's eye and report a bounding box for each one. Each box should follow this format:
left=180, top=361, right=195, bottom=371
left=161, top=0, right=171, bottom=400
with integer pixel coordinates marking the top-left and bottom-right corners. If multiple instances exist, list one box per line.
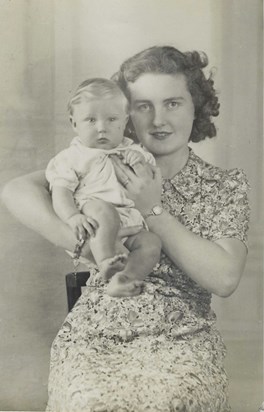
left=87, top=117, right=96, bottom=123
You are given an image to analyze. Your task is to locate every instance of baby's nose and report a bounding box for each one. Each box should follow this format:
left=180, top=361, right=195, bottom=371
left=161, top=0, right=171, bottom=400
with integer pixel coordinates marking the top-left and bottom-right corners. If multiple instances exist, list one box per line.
left=97, top=120, right=107, bottom=133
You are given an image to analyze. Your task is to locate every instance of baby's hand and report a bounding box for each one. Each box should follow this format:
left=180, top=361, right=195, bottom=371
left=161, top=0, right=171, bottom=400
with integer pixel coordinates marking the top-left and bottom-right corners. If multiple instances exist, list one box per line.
left=67, top=213, right=98, bottom=240
left=106, top=273, right=144, bottom=297
left=123, top=150, right=145, bottom=167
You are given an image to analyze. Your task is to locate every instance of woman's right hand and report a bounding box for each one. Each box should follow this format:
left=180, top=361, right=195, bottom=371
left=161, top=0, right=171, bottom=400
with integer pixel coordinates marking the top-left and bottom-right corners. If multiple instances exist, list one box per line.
left=111, top=154, right=153, bottom=201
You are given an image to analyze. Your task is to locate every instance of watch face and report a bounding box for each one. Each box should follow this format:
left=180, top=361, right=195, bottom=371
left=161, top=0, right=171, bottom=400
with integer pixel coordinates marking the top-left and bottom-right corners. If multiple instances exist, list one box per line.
left=152, top=205, right=163, bottom=215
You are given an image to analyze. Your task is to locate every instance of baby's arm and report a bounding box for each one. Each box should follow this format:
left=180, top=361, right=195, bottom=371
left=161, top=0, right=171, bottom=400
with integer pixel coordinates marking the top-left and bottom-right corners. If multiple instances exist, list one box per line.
left=122, top=145, right=156, bottom=168
left=122, top=149, right=146, bottom=167
left=52, top=186, right=97, bottom=240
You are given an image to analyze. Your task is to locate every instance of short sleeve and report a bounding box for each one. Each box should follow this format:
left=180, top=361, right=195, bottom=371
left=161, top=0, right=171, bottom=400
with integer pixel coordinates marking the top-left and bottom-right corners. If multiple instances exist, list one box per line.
left=208, top=169, right=250, bottom=245
left=129, top=145, right=156, bottom=165
left=45, top=149, right=79, bottom=192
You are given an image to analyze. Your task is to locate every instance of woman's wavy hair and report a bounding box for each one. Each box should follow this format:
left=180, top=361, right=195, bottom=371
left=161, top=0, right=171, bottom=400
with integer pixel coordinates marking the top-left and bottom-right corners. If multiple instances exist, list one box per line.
left=112, top=46, right=220, bottom=142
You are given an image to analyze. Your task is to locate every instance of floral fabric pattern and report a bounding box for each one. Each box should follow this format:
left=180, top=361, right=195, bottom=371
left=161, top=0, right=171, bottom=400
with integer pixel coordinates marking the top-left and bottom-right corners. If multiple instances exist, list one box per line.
left=46, top=149, right=250, bottom=412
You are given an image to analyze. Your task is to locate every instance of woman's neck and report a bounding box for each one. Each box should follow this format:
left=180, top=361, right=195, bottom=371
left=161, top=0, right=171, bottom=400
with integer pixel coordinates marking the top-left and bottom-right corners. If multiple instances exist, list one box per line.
left=155, top=146, right=190, bottom=179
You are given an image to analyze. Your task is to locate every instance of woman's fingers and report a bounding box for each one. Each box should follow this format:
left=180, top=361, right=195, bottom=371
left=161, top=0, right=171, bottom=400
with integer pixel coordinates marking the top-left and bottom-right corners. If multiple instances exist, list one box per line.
left=111, top=155, right=155, bottom=197
left=151, top=164, right=162, bottom=182
left=111, top=155, right=136, bottom=183
left=132, top=161, right=154, bottom=179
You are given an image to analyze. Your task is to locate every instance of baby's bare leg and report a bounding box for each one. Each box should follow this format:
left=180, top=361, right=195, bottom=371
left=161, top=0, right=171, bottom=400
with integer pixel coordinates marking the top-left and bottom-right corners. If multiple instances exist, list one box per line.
left=82, top=199, right=127, bottom=279
left=106, top=230, right=161, bottom=297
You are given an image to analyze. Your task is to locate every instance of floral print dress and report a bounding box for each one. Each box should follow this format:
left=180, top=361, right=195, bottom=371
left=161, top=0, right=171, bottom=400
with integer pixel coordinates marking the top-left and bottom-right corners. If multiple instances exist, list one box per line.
left=46, top=149, right=250, bottom=412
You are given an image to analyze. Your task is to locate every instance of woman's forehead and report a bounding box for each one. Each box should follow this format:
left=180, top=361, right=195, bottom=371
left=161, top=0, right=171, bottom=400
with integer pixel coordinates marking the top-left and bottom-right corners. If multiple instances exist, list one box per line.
left=128, top=73, right=190, bottom=100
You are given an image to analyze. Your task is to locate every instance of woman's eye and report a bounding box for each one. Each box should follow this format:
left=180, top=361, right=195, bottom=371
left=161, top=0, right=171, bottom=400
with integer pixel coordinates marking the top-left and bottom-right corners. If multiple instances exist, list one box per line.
left=87, top=118, right=96, bottom=123
left=109, top=117, right=117, bottom=122
left=137, top=103, right=151, bottom=112
left=167, top=101, right=179, bottom=109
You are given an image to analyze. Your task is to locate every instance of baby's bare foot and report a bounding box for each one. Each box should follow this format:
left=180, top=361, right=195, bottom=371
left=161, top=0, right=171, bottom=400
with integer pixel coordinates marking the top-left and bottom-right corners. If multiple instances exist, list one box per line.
left=99, top=254, right=127, bottom=281
left=106, top=273, right=144, bottom=297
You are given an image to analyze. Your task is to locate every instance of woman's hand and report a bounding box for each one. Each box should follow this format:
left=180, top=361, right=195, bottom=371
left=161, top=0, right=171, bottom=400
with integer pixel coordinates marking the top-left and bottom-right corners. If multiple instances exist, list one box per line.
left=111, top=155, right=162, bottom=215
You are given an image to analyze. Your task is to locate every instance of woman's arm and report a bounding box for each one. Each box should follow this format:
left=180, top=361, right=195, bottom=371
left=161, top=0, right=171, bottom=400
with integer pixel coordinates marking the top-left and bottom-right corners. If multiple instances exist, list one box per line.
left=146, top=211, right=247, bottom=297
left=1, top=170, right=142, bottom=256
left=112, top=158, right=247, bottom=297
left=1, top=171, right=77, bottom=250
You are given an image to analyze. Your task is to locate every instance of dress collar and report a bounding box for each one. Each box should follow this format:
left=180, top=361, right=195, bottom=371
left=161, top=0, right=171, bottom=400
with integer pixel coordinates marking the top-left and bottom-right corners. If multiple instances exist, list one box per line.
left=163, top=148, right=220, bottom=200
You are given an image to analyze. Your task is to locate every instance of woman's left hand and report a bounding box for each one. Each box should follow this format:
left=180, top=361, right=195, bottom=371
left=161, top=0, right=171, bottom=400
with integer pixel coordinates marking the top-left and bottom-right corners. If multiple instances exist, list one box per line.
left=111, top=155, right=162, bottom=215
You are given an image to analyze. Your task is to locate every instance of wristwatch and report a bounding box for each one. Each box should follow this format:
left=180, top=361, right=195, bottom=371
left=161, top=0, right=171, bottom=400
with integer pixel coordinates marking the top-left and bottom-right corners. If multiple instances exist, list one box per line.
left=144, top=205, right=164, bottom=219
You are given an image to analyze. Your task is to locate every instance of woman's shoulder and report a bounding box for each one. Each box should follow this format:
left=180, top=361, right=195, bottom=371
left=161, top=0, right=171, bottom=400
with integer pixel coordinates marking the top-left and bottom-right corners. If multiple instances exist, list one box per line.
left=190, top=150, right=250, bottom=191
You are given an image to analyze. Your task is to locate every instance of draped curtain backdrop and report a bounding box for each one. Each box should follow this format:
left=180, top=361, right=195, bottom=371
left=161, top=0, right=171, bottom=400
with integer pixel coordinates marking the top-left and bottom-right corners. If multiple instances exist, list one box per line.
left=0, top=0, right=262, bottom=409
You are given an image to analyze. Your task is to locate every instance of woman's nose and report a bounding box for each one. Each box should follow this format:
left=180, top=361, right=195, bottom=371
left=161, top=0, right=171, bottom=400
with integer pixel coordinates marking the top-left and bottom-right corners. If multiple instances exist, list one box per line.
left=152, top=108, right=166, bottom=127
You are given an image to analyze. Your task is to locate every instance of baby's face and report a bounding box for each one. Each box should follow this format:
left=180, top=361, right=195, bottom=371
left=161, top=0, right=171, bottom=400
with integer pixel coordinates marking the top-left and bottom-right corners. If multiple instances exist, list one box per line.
left=71, top=97, right=128, bottom=149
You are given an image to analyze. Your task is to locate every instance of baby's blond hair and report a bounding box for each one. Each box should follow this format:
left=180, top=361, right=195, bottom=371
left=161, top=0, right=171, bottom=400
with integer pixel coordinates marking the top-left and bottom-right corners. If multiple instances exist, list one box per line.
left=68, top=78, right=129, bottom=116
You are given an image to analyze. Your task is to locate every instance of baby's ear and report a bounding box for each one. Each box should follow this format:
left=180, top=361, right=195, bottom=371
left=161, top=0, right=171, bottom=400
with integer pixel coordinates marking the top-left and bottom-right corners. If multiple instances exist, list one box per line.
left=70, top=116, right=77, bottom=130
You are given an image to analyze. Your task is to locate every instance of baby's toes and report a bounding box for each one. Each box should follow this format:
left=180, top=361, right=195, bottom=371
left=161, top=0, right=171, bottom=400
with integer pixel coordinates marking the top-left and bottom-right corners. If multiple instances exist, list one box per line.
left=126, top=280, right=144, bottom=296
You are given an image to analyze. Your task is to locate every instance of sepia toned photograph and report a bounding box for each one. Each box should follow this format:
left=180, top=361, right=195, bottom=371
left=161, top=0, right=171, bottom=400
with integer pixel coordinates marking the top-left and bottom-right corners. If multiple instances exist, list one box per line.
left=0, top=1, right=263, bottom=411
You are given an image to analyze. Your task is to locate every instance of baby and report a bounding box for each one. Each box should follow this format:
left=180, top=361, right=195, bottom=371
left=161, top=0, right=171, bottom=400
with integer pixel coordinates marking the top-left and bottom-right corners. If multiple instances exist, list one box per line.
left=46, top=78, right=161, bottom=297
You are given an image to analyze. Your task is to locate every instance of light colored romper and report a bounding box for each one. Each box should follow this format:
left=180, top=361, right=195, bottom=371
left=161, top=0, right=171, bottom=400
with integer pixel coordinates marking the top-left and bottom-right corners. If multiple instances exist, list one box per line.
left=46, top=136, right=155, bottom=228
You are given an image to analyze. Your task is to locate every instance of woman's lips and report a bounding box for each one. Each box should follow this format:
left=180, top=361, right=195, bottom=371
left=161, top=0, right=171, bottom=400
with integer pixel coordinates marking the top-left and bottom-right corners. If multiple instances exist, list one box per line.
left=149, top=132, right=172, bottom=140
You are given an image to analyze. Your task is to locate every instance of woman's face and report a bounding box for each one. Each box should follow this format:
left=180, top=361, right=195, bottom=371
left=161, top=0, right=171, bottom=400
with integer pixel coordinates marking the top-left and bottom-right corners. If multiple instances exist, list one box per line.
left=128, top=73, right=195, bottom=157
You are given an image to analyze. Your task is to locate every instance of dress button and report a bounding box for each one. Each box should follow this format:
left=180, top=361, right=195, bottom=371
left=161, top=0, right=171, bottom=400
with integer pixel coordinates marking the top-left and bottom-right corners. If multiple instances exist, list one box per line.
left=167, top=311, right=182, bottom=322
left=163, top=181, right=172, bottom=190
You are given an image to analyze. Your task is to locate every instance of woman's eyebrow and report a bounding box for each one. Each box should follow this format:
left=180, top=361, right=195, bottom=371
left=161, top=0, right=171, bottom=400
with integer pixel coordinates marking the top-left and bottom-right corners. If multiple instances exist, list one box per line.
left=132, top=100, right=150, bottom=104
left=164, top=97, right=185, bottom=103
left=132, top=97, right=185, bottom=104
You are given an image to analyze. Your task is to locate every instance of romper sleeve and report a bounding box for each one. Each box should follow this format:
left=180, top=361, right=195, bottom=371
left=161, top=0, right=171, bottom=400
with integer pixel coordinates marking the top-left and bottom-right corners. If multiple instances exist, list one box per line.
left=208, top=168, right=250, bottom=246
left=45, top=148, right=79, bottom=192
left=129, top=145, right=156, bottom=165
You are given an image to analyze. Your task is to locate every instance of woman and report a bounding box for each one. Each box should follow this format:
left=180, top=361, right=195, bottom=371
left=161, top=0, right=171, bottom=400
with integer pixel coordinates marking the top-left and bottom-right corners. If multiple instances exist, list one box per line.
left=2, top=46, right=250, bottom=411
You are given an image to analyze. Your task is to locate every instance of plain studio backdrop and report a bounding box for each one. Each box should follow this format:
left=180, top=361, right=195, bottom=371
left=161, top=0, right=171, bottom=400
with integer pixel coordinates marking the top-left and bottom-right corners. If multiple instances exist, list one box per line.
left=0, top=0, right=262, bottom=411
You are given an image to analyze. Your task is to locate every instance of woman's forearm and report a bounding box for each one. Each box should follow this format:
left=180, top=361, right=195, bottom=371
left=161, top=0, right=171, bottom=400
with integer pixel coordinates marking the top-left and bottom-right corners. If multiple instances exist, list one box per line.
left=146, top=211, right=247, bottom=297
left=1, top=171, right=77, bottom=251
